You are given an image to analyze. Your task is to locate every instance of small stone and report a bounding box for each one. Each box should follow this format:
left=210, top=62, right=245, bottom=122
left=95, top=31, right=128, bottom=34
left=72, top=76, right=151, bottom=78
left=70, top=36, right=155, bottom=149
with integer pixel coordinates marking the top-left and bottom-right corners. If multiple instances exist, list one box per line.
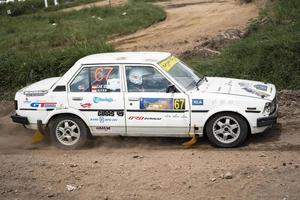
left=295, top=165, right=299, bottom=169
left=210, top=177, right=217, bottom=182
left=47, top=194, right=55, bottom=198
left=94, top=161, right=98, bottom=164
left=289, top=162, right=293, bottom=165
left=259, top=154, right=266, bottom=157
left=224, top=172, right=233, bottom=179
left=122, top=12, right=127, bottom=16
left=66, top=184, right=76, bottom=192
left=283, top=162, right=286, bottom=166
left=70, top=164, right=78, bottom=168
left=133, top=155, right=143, bottom=159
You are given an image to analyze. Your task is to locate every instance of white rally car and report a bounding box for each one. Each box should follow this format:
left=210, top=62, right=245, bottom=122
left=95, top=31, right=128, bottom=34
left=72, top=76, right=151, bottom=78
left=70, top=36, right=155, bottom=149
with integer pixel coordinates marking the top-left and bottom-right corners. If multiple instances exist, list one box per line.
left=11, top=52, right=278, bottom=148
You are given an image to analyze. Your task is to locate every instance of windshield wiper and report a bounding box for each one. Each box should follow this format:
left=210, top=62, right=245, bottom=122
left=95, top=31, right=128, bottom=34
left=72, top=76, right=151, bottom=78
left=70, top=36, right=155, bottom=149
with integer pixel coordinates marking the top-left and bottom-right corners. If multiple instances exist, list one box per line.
left=195, top=75, right=207, bottom=90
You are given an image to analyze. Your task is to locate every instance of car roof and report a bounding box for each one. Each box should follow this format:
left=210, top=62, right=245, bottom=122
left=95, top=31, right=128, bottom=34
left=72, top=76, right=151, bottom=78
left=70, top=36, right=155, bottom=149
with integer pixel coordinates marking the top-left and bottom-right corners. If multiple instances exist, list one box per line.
left=77, top=52, right=171, bottom=64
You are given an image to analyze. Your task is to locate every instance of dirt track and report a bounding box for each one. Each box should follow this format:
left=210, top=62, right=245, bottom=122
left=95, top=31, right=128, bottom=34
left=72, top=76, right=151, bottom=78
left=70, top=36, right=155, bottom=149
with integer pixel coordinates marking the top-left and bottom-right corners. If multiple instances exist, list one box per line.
left=112, top=0, right=259, bottom=55
left=0, top=91, right=299, bottom=200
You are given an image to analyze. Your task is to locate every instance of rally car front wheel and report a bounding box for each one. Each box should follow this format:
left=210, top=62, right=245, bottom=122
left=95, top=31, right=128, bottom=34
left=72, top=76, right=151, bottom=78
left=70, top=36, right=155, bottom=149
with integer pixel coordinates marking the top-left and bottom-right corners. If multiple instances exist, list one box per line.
left=205, top=112, right=248, bottom=148
left=49, top=115, right=88, bottom=149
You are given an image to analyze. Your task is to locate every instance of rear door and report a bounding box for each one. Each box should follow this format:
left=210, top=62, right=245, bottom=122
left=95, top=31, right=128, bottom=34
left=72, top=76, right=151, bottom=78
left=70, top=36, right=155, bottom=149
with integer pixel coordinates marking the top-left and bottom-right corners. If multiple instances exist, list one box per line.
left=124, top=64, right=190, bottom=137
left=68, top=65, right=126, bottom=136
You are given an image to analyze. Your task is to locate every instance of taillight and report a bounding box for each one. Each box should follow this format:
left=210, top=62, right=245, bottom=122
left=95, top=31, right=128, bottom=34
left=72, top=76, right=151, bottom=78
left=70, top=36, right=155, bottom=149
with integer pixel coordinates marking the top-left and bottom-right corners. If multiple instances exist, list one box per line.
left=14, top=100, right=18, bottom=110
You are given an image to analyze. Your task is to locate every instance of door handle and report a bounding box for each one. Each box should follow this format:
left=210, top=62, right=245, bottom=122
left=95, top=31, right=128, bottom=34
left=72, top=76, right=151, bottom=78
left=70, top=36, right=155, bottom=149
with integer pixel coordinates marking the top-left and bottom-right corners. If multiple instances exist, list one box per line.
left=72, top=97, right=83, bottom=101
left=128, top=97, right=140, bottom=101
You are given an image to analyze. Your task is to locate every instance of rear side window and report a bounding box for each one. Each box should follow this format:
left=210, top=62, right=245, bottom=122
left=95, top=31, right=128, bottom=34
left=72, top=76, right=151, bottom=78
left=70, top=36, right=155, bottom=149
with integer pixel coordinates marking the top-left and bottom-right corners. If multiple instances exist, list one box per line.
left=70, top=68, right=90, bottom=92
left=70, top=66, right=121, bottom=92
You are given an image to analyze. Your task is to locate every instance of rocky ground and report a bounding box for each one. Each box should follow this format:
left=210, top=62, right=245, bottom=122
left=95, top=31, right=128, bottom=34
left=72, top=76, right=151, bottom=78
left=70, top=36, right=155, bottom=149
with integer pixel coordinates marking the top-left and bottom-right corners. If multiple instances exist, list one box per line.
left=0, top=91, right=299, bottom=200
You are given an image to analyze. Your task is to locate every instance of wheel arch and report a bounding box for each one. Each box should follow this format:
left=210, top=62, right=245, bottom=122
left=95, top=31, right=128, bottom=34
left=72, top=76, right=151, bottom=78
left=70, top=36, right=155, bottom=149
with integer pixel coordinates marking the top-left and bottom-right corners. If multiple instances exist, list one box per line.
left=45, top=111, right=92, bottom=137
left=203, top=111, right=251, bottom=136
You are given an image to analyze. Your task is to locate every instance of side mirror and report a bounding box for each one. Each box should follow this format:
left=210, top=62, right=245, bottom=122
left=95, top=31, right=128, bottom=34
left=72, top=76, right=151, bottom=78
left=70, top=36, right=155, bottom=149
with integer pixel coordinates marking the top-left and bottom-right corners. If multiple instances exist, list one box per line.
left=166, top=84, right=178, bottom=93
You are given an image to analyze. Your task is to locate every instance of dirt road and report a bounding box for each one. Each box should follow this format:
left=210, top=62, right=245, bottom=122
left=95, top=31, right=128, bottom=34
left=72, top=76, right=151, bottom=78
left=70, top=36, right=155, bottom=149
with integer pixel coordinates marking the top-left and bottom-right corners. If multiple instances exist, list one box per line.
left=112, top=0, right=259, bottom=55
left=0, top=91, right=299, bottom=200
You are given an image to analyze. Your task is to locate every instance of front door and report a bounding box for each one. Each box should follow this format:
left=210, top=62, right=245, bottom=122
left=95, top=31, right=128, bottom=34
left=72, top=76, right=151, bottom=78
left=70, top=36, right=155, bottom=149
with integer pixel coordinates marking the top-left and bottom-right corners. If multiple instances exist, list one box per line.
left=68, top=65, right=126, bottom=136
left=124, top=65, right=190, bottom=137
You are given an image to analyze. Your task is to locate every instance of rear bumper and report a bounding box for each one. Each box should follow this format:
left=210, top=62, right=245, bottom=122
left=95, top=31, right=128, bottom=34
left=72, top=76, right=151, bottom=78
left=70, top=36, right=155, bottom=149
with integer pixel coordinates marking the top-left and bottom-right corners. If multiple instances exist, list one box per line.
left=11, top=113, right=29, bottom=125
left=257, top=116, right=277, bottom=127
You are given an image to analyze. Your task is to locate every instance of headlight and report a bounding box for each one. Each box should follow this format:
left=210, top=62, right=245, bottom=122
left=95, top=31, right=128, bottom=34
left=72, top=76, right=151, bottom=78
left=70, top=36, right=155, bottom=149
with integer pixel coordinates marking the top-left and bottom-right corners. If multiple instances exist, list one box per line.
left=263, top=98, right=276, bottom=116
left=263, top=102, right=271, bottom=115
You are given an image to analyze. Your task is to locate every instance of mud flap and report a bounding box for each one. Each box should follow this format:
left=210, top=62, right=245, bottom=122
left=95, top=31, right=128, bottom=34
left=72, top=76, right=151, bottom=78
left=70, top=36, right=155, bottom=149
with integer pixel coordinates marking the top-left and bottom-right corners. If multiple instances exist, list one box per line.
left=32, top=120, right=45, bottom=144
left=182, top=125, right=197, bottom=148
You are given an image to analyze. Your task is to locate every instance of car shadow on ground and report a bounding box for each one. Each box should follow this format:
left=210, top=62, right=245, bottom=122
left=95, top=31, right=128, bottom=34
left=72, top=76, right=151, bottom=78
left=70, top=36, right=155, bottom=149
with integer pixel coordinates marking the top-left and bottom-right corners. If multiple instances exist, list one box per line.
left=86, top=124, right=282, bottom=150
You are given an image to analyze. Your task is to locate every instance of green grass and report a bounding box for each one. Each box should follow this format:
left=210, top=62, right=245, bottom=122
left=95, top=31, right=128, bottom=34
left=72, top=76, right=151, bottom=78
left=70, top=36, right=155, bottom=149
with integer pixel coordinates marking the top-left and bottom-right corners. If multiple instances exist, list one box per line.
left=0, top=0, right=103, bottom=16
left=184, top=0, right=300, bottom=90
left=0, top=0, right=166, bottom=97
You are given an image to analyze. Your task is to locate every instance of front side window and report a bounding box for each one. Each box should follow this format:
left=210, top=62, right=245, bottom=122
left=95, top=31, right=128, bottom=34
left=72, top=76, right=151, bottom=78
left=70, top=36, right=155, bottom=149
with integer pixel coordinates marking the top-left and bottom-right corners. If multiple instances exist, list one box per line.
left=159, top=56, right=201, bottom=90
left=126, top=66, right=171, bottom=92
left=70, top=66, right=121, bottom=92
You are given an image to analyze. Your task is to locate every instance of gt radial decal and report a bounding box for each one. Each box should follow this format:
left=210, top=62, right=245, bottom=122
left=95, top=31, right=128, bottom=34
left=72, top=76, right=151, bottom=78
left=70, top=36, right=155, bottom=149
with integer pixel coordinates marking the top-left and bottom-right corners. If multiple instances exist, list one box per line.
left=140, top=98, right=173, bottom=110
left=192, top=99, right=203, bottom=105
left=159, top=56, right=179, bottom=72
left=30, top=101, right=57, bottom=108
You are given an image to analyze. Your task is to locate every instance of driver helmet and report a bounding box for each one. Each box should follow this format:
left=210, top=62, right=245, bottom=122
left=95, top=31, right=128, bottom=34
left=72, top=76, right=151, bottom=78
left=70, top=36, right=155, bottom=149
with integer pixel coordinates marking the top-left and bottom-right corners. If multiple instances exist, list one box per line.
left=128, top=67, right=152, bottom=85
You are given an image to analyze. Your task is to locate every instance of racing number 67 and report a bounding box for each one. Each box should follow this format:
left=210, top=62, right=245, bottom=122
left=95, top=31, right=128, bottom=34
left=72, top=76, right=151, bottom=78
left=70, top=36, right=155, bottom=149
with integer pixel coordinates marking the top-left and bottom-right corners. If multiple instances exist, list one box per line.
left=174, top=99, right=185, bottom=110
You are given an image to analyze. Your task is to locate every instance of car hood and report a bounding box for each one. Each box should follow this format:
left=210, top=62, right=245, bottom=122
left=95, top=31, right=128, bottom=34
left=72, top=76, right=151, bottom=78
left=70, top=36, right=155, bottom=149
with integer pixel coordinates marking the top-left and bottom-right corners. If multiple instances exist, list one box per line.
left=19, top=77, right=61, bottom=93
left=196, top=77, right=276, bottom=100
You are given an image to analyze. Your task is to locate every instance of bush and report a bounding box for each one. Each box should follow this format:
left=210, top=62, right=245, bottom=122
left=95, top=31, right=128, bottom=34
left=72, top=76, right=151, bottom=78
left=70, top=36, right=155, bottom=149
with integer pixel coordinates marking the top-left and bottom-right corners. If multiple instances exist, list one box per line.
left=0, top=1, right=166, bottom=96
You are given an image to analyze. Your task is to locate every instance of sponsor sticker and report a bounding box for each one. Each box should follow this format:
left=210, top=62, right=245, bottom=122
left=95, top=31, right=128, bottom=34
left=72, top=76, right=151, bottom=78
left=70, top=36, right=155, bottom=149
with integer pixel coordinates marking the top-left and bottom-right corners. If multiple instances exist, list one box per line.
left=192, top=99, right=203, bottom=105
left=140, top=98, right=185, bottom=110
left=159, top=56, right=179, bottom=72
left=90, top=116, right=118, bottom=123
left=30, top=101, right=57, bottom=108
left=98, top=110, right=124, bottom=117
left=239, top=82, right=270, bottom=98
left=93, top=97, right=114, bottom=103
left=23, top=90, right=48, bottom=97
left=96, top=126, right=111, bottom=131
left=140, top=98, right=173, bottom=110
left=128, top=116, right=161, bottom=120
left=80, top=103, right=92, bottom=108
left=254, top=84, right=268, bottom=91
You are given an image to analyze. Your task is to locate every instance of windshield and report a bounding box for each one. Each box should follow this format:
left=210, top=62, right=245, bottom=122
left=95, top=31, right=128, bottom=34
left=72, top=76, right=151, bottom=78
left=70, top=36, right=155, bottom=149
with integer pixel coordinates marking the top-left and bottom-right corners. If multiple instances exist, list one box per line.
left=159, top=56, right=201, bottom=90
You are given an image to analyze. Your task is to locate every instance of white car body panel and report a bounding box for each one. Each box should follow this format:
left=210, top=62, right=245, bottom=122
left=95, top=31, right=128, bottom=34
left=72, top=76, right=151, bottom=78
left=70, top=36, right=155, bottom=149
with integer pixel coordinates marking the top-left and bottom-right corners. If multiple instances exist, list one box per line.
left=13, top=52, right=278, bottom=139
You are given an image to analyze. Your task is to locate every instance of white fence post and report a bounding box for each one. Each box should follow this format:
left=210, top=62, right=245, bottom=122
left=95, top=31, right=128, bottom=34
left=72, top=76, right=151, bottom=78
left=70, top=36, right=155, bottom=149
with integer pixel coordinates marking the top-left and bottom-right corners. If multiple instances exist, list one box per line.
left=44, top=0, right=48, bottom=8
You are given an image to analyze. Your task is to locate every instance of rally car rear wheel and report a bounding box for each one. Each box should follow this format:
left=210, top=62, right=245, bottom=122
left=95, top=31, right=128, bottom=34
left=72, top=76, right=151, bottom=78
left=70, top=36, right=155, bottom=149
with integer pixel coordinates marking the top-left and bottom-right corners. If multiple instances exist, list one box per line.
left=49, top=115, right=88, bottom=149
left=205, top=113, right=248, bottom=148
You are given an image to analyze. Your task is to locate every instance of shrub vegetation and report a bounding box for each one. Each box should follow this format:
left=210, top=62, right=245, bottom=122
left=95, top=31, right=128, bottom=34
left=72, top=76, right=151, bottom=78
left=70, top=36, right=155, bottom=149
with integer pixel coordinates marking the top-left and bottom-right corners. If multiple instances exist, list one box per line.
left=0, top=0, right=166, bottom=98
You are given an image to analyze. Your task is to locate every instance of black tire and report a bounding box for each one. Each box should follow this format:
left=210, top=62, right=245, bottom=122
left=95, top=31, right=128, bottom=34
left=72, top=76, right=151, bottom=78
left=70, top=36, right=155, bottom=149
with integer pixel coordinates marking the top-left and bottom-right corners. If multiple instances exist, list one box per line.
left=49, top=115, right=88, bottom=149
left=205, top=112, right=248, bottom=148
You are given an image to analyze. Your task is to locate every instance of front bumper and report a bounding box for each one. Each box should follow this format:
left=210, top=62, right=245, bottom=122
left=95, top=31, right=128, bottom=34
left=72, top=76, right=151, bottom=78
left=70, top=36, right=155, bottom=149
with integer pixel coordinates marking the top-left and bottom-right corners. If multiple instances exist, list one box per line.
left=11, top=113, right=29, bottom=125
left=257, top=116, right=277, bottom=127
